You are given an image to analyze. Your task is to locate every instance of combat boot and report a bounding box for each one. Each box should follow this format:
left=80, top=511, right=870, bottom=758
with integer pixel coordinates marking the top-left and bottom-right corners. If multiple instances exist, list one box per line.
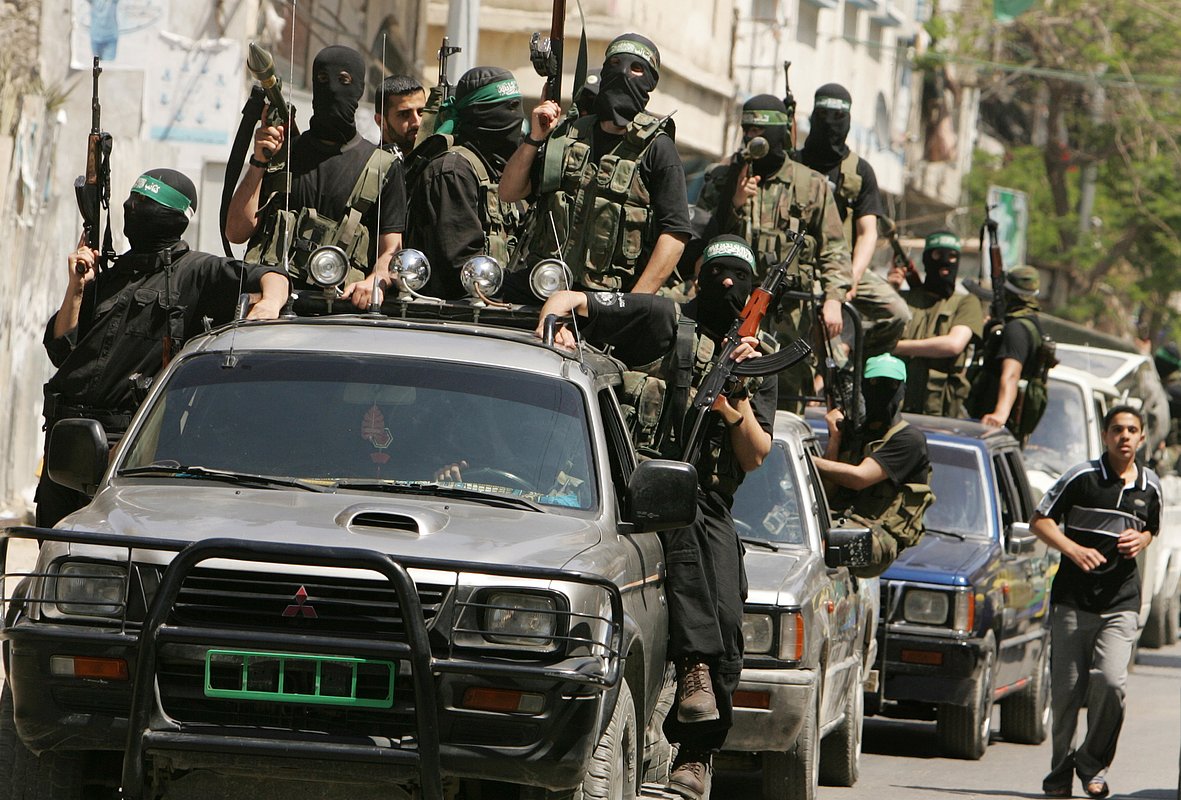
left=675, top=659, right=719, bottom=723
left=667, top=749, right=712, bottom=800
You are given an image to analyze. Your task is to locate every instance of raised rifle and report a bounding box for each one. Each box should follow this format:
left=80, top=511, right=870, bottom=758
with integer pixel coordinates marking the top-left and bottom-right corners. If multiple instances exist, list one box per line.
left=983, top=202, right=1005, bottom=329
left=436, top=36, right=462, bottom=104
left=73, top=57, right=114, bottom=275
left=530, top=0, right=566, bottom=103
left=880, top=216, right=922, bottom=290
left=682, top=232, right=813, bottom=467
left=783, top=60, right=796, bottom=148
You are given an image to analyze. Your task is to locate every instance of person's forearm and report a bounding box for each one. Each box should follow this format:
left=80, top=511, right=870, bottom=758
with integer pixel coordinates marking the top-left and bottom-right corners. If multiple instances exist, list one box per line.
left=850, top=234, right=875, bottom=287
left=1031, top=515, right=1079, bottom=557
left=631, top=233, right=686, bottom=294
left=499, top=145, right=537, bottom=203
left=226, top=166, right=265, bottom=244
left=257, top=271, right=290, bottom=304
left=727, top=398, right=772, bottom=472
left=813, top=456, right=867, bottom=490
left=894, top=332, right=968, bottom=359
left=992, top=375, right=1018, bottom=421
left=374, top=232, right=400, bottom=280
left=52, top=285, right=84, bottom=339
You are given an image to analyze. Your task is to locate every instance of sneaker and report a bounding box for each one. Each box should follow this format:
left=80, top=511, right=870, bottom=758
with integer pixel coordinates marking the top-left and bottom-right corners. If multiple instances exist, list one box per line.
left=675, top=660, right=719, bottom=724
left=667, top=750, right=712, bottom=800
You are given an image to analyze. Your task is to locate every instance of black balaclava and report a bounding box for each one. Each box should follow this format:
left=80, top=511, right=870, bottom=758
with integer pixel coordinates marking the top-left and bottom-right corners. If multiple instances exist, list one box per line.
left=575, top=68, right=602, bottom=117
left=122, top=168, right=197, bottom=255
left=921, top=232, right=961, bottom=300
left=741, top=94, right=789, bottom=180
left=863, top=377, right=905, bottom=431
left=694, top=235, right=755, bottom=337
left=454, top=67, right=524, bottom=173
left=308, top=45, right=365, bottom=144
left=801, top=83, right=852, bottom=175
left=594, top=33, right=660, bottom=128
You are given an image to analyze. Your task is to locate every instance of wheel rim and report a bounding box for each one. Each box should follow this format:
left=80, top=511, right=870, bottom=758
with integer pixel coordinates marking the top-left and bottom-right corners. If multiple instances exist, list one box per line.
left=853, top=666, right=864, bottom=760
left=1038, top=645, right=1052, bottom=730
left=978, top=651, right=995, bottom=746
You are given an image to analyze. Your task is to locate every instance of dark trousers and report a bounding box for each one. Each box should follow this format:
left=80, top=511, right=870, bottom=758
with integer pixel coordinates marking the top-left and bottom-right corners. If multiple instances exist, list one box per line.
left=660, top=490, right=747, bottom=753
left=34, top=469, right=88, bottom=528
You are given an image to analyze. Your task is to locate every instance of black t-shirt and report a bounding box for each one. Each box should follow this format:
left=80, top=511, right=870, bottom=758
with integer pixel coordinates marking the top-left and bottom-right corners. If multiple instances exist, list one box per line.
left=815, top=154, right=884, bottom=225
left=866, top=423, right=930, bottom=487
left=287, top=133, right=407, bottom=263
left=531, top=123, right=693, bottom=240
left=993, top=316, right=1041, bottom=377
left=1036, top=454, right=1162, bottom=613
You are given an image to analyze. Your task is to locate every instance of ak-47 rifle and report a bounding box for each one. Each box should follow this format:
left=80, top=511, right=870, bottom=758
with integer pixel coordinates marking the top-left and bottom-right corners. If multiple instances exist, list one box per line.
left=530, top=0, right=566, bottom=103
left=436, top=36, right=462, bottom=105
left=682, top=232, right=813, bottom=467
left=783, top=60, right=797, bottom=149
left=880, top=216, right=922, bottom=290
left=73, top=57, right=114, bottom=275
left=983, top=202, right=1006, bottom=331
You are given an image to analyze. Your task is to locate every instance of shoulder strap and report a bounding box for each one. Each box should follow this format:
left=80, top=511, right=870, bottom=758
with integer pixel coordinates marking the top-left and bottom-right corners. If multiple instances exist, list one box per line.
left=540, top=115, right=593, bottom=195
left=880, top=419, right=909, bottom=445
left=657, top=315, right=698, bottom=453
left=453, top=143, right=492, bottom=184
left=837, top=151, right=862, bottom=206
left=336, top=147, right=397, bottom=252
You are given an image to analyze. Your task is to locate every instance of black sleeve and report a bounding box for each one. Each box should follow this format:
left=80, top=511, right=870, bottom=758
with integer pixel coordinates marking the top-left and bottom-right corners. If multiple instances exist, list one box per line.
left=639, top=136, right=693, bottom=238
left=1147, top=480, right=1162, bottom=536
left=868, top=425, right=929, bottom=487
left=852, top=158, right=884, bottom=220
left=405, top=155, right=484, bottom=298
left=749, top=374, right=777, bottom=436
left=580, top=291, right=678, bottom=366
left=1035, top=465, right=1086, bottom=522
left=189, top=255, right=262, bottom=326
left=43, top=314, right=75, bottom=368
left=996, top=318, right=1038, bottom=365
left=379, top=159, right=407, bottom=234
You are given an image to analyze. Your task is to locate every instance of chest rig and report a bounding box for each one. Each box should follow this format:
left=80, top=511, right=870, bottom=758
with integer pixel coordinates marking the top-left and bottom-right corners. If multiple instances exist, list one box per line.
left=746, top=159, right=827, bottom=280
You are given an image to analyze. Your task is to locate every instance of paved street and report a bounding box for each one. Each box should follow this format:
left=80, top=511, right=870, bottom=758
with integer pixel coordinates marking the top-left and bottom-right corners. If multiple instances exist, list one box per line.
left=716, top=640, right=1181, bottom=799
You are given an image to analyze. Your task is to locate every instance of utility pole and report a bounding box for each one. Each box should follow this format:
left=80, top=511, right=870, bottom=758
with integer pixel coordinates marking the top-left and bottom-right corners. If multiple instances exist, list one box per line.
left=1077, top=65, right=1107, bottom=237
left=445, top=0, right=479, bottom=78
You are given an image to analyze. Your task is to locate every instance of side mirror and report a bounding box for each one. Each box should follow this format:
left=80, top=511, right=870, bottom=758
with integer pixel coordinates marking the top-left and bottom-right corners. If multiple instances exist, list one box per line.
left=625, top=460, right=697, bottom=533
left=1005, top=521, right=1037, bottom=556
left=47, top=419, right=109, bottom=495
left=825, top=526, right=873, bottom=569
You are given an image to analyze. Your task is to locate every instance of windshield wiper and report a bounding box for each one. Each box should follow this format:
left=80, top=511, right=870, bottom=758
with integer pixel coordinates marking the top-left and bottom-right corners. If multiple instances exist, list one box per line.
left=117, top=465, right=329, bottom=492
left=926, top=528, right=967, bottom=541
left=740, top=536, right=780, bottom=552
left=330, top=480, right=542, bottom=512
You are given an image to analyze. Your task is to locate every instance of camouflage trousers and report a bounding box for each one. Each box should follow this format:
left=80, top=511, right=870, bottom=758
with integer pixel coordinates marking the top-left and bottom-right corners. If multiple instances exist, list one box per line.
left=851, top=269, right=910, bottom=358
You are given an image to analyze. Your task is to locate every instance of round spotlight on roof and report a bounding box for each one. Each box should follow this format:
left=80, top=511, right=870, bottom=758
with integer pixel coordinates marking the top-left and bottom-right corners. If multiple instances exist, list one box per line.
left=460, top=255, right=504, bottom=300
left=394, top=248, right=431, bottom=292
left=307, top=245, right=349, bottom=287
left=528, top=258, right=573, bottom=300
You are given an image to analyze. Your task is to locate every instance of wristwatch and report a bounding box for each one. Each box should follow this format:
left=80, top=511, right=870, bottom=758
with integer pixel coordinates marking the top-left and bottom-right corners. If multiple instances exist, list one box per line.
left=523, top=134, right=547, bottom=148
left=249, top=155, right=271, bottom=169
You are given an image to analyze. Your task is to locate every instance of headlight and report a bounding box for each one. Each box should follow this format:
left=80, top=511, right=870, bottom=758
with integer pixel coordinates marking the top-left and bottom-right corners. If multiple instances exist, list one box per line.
left=742, top=613, right=774, bottom=654
left=307, top=245, right=350, bottom=287
left=779, top=611, right=804, bottom=661
left=460, top=255, right=504, bottom=299
left=529, top=258, right=573, bottom=299
left=903, top=589, right=951, bottom=625
left=395, top=248, right=431, bottom=291
left=482, top=591, right=557, bottom=647
left=54, top=562, right=126, bottom=617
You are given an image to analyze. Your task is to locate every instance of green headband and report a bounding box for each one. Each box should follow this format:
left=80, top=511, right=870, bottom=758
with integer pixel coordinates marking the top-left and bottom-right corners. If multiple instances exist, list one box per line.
left=925, top=232, right=961, bottom=252
left=864, top=353, right=907, bottom=381
left=815, top=96, right=851, bottom=112
left=702, top=240, right=756, bottom=272
left=131, top=174, right=194, bottom=219
left=605, top=39, right=660, bottom=71
left=741, top=109, right=789, bottom=127
left=1156, top=347, right=1181, bottom=369
left=455, top=79, right=521, bottom=109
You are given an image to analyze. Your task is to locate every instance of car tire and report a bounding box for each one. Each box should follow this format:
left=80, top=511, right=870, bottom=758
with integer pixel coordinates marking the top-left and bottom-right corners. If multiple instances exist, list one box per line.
left=999, top=638, right=1051, bottom=745
left=1141, top=590, right=1178, bottom=649
left=641, top=669, right=675, bottom=785
left=0, top=683, right=86, bottom=800
left=819, top=660, right=863, bottom=787
left=936, top=643, right=995, bottom=760
left=539, top=679, right=638, bottom=800
left=763, top=687, right=819, bottom=800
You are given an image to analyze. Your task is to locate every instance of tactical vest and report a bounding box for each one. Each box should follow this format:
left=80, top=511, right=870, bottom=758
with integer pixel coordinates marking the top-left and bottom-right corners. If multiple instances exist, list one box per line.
left=446, top=141, right=523, bottom=265
left=617, top=316, right=771, bottom=497
left=902, top=291, right=976, bottom=417
left=248, top=147, right=398, bottom=286
left=833, top=151, right=863, bottom=245
left=739, top=158, right=828, bottom=280
left=835, top=421, right=934, bottom=552
left=511, top=112, right=670, bottom=290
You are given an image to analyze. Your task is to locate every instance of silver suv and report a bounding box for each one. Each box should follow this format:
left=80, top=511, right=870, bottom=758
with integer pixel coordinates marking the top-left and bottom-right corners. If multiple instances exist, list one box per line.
left=2, top=307, right=695, bottom=800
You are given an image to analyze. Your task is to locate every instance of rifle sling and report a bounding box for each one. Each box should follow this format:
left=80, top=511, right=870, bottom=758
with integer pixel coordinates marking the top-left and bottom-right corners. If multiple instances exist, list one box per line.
left=220, top=86, right=267, bottom=257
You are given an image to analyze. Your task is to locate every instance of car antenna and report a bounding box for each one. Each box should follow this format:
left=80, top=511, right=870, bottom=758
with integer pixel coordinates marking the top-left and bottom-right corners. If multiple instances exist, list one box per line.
left=547, top=210, right=583, bottom=363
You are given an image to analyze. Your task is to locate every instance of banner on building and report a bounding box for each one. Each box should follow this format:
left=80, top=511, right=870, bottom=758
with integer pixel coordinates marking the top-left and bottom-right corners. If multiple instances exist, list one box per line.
left=986, top=185, right=1029, bottom=269
left=144, top=33, right=241, bottom=146
left=71, top=0, right=169, bottom=70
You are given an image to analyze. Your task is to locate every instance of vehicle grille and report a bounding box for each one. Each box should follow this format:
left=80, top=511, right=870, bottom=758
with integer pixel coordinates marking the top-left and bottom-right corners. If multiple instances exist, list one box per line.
left=167, top=568, right=449, bottom=641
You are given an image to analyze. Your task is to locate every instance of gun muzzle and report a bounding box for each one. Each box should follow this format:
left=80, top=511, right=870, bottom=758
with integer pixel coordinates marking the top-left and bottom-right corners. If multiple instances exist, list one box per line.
left=247, top=42, right=277, bottom=88
left=742, top=136, right=770, bottom=162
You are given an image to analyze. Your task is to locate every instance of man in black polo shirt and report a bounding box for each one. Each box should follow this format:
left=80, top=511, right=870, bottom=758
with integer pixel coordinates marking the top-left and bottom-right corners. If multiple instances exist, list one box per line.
left=1032, top=405, right=1161, bottom=799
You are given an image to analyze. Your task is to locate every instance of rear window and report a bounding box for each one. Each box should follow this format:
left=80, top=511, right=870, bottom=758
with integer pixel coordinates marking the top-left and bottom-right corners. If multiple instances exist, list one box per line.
left=1024, top=377, right=1090, bottom=477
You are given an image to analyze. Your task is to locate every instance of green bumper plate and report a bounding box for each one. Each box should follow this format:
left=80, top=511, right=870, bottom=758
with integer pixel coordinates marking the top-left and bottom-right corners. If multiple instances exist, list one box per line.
left=204, top=649, right=396, bottom=708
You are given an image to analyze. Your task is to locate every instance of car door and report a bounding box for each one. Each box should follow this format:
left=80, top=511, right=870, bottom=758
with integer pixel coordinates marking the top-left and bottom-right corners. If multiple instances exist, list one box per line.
left=993, top=447, right=1043, bottom=689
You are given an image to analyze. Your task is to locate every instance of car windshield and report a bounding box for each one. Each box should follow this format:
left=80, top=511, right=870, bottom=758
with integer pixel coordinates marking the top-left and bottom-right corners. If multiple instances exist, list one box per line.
left=1054, top=348, right=1128, bottom=382
left=120, top=351, right=598, bottom=512
left=730, top=443, right=807, bottom=546
left=1023, top=377, right=1090, bottom=477
left=924, top=443, right=990, bottom=538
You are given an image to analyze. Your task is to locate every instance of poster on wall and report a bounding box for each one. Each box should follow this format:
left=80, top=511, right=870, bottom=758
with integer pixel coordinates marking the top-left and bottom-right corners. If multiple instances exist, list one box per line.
left=144, top=33, right=241, bottom=146
left=70, top=0, right=169, bottom=70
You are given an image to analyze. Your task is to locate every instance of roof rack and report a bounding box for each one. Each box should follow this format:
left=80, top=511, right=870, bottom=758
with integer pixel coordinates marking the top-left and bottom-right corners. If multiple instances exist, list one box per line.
left=288, top=290, right=544, bottom=331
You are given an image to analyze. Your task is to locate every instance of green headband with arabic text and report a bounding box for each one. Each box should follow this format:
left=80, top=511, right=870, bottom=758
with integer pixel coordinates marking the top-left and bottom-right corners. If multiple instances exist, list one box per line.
left=741, top=109, right=790, bottom=127
left=702, top=240, right=756, bottom=272
left=605, top=39, right=660, bottom=72
left=131, top=174, right=194, bottom=219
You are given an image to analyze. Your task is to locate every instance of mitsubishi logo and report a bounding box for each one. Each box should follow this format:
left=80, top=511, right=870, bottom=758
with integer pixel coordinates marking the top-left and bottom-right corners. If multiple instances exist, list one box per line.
left=283, top=585, right=318, bottom=619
